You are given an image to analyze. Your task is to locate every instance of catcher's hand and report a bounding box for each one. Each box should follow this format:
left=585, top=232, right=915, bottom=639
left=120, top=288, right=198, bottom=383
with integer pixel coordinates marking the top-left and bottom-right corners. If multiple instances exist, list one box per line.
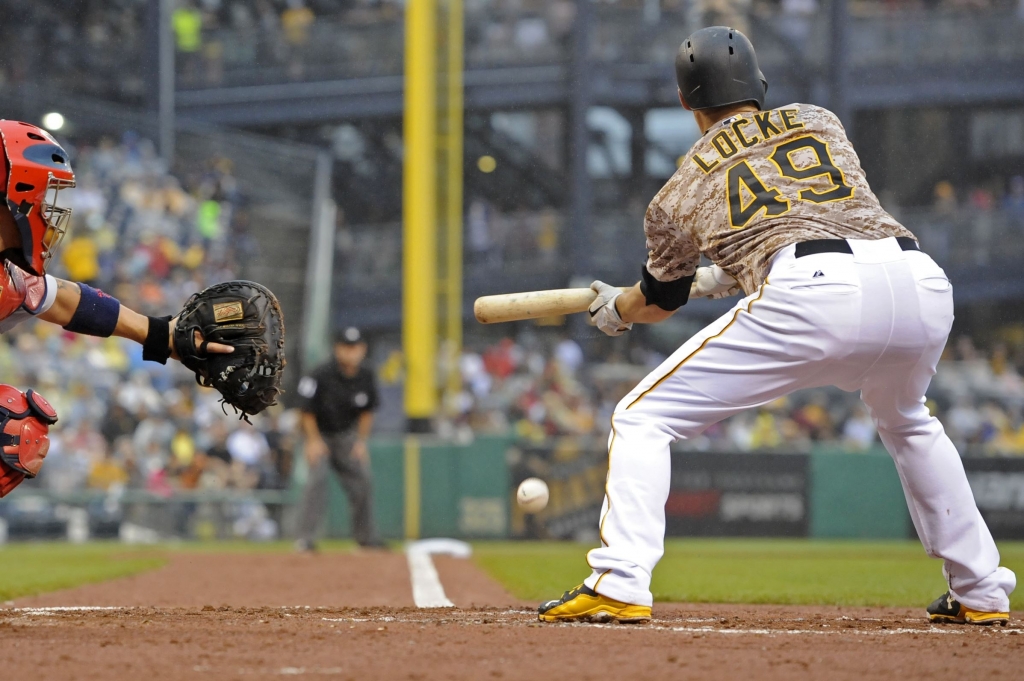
left=172, top=280, right=286, bottom=420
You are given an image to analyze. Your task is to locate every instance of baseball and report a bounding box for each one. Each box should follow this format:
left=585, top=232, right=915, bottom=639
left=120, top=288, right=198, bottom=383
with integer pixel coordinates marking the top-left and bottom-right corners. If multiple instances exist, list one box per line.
left=516, top=477, right=549, bottom=513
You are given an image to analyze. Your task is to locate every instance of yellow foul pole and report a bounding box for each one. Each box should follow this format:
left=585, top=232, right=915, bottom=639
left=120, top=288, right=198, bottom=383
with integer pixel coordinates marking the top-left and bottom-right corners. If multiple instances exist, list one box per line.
left=403, top=0, right=439, bottom=428
left=444, top=0, right=464, bottom=400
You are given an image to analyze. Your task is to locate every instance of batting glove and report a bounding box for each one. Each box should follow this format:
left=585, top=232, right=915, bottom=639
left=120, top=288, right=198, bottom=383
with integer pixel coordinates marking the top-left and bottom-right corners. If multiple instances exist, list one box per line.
left=589, top=281, right=632, bottom=337
left=690, top=265, right=741, bottom=300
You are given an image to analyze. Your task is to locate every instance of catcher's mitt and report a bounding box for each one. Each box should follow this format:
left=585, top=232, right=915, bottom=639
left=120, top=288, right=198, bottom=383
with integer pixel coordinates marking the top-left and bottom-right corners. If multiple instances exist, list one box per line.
left=173, top=280, right=285, bottom=420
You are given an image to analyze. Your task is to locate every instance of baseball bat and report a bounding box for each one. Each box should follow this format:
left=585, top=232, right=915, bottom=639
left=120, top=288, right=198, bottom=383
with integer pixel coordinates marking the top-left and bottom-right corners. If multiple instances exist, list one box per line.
left=474, top=287, right=631, bottom=324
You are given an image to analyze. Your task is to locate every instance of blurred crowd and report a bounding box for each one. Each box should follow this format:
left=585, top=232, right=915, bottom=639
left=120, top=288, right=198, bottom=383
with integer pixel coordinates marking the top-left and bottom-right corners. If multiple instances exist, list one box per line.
left=903, top=177, right=1024, bottom=268
left=4, top=134, right=298, bottom=502
left=3, top=0, right=1018, bottom=99
left=0, top=0, right=150, bottom=101
left=0, top=137, right=1019, bottom=520
left=336, top=202, right=563, bottom=288
left=419, top=175, right=1024, bottom=284
left=168, top=0, right=1022, bottom=86
left=440, top=329, right=1024, bottom=457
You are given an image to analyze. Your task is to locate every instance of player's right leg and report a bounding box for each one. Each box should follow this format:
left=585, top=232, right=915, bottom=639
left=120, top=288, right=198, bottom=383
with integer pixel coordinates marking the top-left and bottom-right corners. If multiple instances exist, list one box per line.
left=858, top=251, right=1014, bottom=624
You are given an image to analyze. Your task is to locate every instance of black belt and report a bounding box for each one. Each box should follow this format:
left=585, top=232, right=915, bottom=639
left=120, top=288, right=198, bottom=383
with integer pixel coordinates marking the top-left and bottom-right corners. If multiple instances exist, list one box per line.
left=795, top=237, right=919, bottom=258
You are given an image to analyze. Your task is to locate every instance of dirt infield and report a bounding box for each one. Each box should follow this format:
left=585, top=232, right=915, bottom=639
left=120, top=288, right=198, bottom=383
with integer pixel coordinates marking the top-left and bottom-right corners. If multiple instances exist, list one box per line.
left=2, top=551, right=1022, bottom=680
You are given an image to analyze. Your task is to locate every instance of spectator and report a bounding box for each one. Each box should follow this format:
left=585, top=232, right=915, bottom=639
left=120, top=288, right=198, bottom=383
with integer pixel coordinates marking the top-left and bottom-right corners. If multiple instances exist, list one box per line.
left=1005, top=176, right=1024, bottom=228
left=282, top=0, right=314, bottom=42
left=282, top=0, right=315, bottom=79
left=88, top=451, right=129, bottom=490
left=100, top=403, right=138, bottom=446
left=843, top=405, right=878, bottom=451
left=173, top=0, right=205, bottom=84
left=933, top=180, right=958, bottom=216
left=173, top=1, right=204, bottom=54
left=61, top=233, right=101, bottom=286
left=554, top=336, right=584, bottom=375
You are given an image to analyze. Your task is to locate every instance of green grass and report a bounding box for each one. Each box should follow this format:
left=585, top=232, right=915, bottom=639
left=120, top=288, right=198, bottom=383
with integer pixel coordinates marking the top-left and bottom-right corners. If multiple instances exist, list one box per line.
left=0, top=540, right=360, bottom=602
left=0, top=543, right=166, bottom=601
left=6, top=539, right=1023, bottom=610
left=473, top=539, right=1024, bottom=610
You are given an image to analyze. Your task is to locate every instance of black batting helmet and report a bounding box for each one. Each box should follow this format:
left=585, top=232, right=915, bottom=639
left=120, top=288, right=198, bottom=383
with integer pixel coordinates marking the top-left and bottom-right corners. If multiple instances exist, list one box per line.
left=675, top=26, right=768, bottom=111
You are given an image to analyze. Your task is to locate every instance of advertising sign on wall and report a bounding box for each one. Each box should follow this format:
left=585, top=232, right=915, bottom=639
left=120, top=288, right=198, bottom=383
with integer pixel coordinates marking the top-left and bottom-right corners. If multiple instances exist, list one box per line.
left=510, top=440, right=607, bottom=541
left=964, top=457, right=1024, bottom=540
left=667, top=452, right=809, bottom=537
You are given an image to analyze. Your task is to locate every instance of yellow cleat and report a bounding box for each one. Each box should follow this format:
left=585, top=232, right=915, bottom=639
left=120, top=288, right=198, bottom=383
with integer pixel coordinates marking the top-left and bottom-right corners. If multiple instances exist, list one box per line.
left=538, top=584, right=651, bottom=623
left=926, top=591, right=1009, bottom=626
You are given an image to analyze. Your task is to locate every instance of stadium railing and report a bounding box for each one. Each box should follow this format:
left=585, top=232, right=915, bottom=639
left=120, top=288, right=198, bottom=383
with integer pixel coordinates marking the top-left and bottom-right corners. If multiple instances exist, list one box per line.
left=0, top=488, right=295, bottom=543
left=169, top=7, right=1022, bottom=91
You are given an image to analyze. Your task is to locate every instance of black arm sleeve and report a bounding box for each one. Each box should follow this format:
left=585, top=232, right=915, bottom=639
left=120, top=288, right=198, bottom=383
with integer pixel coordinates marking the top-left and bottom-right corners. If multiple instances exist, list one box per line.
left=640, top=264, right=695, bottom=312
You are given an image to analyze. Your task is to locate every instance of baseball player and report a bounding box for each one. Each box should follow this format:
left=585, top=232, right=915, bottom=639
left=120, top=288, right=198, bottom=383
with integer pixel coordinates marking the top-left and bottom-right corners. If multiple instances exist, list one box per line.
left=538, top=27, right=1015, bottom=625
left=0, top=119, right=240, bottom=497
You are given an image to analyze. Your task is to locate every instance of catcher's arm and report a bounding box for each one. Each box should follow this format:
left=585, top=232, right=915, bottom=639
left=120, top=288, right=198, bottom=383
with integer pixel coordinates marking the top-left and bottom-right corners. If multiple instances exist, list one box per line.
left=37, top=278, right=234, bottom=357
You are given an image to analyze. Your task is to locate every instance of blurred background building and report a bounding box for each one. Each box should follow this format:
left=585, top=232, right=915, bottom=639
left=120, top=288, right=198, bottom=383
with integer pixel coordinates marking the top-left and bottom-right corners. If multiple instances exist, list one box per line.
left=0, top=0, right=1023, bottom=542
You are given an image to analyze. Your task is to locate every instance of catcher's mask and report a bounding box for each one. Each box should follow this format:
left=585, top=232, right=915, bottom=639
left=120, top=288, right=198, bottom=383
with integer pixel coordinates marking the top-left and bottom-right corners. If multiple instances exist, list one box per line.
left=0, top=385, right=57, bottom=478
left=0, top=120, right=76, bottom=276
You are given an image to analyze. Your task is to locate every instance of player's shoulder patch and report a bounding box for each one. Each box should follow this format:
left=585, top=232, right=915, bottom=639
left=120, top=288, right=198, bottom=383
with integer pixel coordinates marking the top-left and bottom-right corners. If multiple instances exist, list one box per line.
left=297, top=376, right=318, bottom=398
left=795, top=102, right=839, bottom=123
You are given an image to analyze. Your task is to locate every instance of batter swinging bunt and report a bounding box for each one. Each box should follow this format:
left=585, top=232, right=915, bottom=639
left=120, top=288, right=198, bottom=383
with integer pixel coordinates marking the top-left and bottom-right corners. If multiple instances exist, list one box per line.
left=538, top=27, right=1016, bottom=625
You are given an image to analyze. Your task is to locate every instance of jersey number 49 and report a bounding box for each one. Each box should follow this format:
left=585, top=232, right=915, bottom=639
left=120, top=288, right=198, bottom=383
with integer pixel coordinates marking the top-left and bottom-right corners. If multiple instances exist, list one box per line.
left=727, top=134, right=855, bottom=229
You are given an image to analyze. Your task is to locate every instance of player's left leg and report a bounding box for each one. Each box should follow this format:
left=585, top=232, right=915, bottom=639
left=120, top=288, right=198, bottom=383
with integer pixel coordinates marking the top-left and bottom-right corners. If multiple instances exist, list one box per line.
left=857, top=251, right=1014, bottom=623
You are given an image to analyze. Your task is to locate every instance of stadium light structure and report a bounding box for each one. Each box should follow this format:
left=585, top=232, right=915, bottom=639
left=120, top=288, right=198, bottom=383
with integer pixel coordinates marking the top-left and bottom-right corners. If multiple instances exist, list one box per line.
left=41, top=112, right=65, bottom=132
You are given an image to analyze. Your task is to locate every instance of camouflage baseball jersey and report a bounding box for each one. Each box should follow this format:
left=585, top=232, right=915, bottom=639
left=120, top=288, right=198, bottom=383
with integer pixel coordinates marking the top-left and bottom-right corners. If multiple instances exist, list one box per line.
left=645, top=103, right=915, bottom=295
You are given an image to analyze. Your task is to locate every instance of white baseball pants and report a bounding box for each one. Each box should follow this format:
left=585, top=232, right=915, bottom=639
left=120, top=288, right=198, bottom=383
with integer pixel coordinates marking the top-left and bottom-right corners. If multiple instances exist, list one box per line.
left=585, top=237, right=1016, bottom=612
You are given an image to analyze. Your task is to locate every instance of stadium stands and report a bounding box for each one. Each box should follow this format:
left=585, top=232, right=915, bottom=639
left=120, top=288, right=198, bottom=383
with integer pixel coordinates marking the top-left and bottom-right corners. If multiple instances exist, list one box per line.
left=1, top=1, right=1023, bottom=542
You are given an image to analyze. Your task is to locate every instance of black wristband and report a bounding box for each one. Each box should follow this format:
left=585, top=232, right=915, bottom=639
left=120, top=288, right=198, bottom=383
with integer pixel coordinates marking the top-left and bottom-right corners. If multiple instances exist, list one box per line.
left=142, top=315, right=173, bottom=364
left=640, top=264, right=696, bottom=311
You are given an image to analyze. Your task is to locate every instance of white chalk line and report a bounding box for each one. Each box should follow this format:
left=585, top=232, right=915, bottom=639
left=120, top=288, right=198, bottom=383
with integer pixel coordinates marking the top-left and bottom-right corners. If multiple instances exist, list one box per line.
left=406, top=549, right=454, bottom=608
left=8, top=606, right=126, bottom=614
left=580, top=623, right=1021, bottom=636
left=6, top=606, right=1017, bottom=638
left=666, top=625, right=967, bottom=636
left=193, top=666, right=345, bottom=676
left=3, top=605, right=326, bottom=614
left=404, top=538, right=473, bottom=609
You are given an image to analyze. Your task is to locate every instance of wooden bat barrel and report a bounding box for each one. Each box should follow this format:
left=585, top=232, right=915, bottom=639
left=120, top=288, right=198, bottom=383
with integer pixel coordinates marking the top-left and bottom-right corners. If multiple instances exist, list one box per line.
left=473, top=287, right=630, bottom=324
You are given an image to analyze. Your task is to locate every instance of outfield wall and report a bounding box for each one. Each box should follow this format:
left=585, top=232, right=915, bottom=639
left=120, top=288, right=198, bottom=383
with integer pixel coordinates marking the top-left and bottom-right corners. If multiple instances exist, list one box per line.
left=325, top=437, right=511, bottom=540
left=4, top=438, right=1021, bottom=542
left=324, top=440, right=1024, bottom=542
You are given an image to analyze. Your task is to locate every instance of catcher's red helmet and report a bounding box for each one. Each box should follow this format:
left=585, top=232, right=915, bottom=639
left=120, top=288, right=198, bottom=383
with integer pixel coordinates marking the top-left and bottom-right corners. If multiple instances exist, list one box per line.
left=0, top=120, right=76, bottom=275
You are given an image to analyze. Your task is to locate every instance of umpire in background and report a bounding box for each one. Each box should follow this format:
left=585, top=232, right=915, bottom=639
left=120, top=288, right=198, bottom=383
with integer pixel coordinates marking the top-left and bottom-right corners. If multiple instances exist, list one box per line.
left=295, top=327, right=384, bottom=551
